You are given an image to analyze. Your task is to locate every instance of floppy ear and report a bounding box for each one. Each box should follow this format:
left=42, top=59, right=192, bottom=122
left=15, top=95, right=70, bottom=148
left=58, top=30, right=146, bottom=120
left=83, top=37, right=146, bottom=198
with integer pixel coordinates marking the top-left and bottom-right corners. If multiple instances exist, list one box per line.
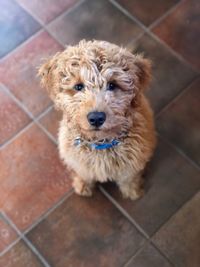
left=133, top=55, right=152, bottom=91
left=38, top=52, right=61, bottom=99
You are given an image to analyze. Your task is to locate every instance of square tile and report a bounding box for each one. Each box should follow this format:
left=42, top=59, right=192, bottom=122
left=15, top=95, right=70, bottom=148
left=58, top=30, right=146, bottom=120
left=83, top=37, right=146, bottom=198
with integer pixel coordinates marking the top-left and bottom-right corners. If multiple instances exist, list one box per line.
left=126, top=243, right=171, bottom=267
left=0, top=240, right=43, bottom=267
left=47, top=0, right=143, bottom=46
left=116, top=0, right=180, bottom=26
left=103, top=137, right=200, bottom=236
left=38, top=107, right=62, bottom=139
left=27, top=191, right=145, bottom=267
left=0, top=31, right=63, bottom=116
left=17, top=0, right=79, bottom=24
left=0, top=213, right=18, bottom=253
left=0, top=0, right=41, bottom=58
left=152, top=0, right=200, bottom=71
left=0, top=85, right=31, bottom=146
left=157, top=77, right=200, bottom=166
left=153, top=191, right=200, bottom=267
left=0, top=124, right=71, bottom=231
left=133, top=33, right=197, bottom=113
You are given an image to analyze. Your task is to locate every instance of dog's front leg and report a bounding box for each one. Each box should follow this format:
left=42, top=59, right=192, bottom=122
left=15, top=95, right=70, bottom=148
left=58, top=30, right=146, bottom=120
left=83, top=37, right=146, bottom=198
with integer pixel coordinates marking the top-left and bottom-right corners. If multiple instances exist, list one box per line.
left=117, top=172, right=144, bottom=200
left=72, top=174, right=94, bottom=197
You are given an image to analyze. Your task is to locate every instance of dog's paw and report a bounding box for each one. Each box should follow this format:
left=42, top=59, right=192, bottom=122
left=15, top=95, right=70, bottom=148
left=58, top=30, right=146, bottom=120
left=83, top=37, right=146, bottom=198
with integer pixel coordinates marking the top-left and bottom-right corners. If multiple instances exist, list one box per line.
left=123, top=188, right=144, bottom=201
left=119, top=183, right=144, bottom=201
left=73, top=178, right=93, bottom=197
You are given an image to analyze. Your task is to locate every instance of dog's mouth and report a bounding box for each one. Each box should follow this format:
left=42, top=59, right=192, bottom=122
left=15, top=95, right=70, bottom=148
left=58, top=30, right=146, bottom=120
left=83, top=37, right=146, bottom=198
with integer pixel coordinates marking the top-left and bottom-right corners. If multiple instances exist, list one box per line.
left=81, top=126, right=103, bottom=132
left=91, top=128, right=101, bottom=131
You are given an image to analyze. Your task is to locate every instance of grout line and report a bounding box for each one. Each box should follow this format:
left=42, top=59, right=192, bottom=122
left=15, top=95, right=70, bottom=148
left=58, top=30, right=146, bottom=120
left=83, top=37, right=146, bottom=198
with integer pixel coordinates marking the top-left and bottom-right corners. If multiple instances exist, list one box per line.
left=0, top=237, right=21, bottom=257
left=145, top=194, right=200, bottom=267
left=100, top=186, right=174, bottom=266
left=110, top=0, right=199, bottom=74
left=123, top=239, right=175, bottom=267
left=123, top=240, right=150, bottom=267
left=0, top=83, right=57, bottom=148
left=0, top=0, right=78, bottom=62
left=46, top=0, right=85, bottom=28
left=23, top=236, right=51, bottom=267
left=156, top=75, right=200, bottom=118
left=16, top=1, right=46, bottom=27
left=0, top=29, right=43, bottom=63
left=158, top=134, right=200, bottom=171
left=1, top=212, right=52, bottom=267
left=36, top=120, right=57, bottom=145
left=42, top=27, right=65, bottom=48
left=44, top=0, right=86, bottom=47
left=147, top=32, right=199, bottom=74
left=0, top=190, right=74, bottom=256
left=19, top=0, right=85, bottom=48
left=0, top=121, right=35, bottom=150
left=123, top=240, right=175, bottom=267
left=122, top=238, right=174, bottom=267
left=0, top=83, right=46, bottom=120
left=36, top=105, right=54, bottom=121
left=100, top=185, right=200, bottom=266
left=17, top=0, right=85, bottom=29
left=148, top=0, right=184, bottom=29
left=24, top=189, right=74, bottom=235
left=109, top=0, right=147, bottom=31
left=149, top=240, right=175, bottom=267
left=126, top=31, right=146, bottom=51
left=99, top=186, right=149, bottom=239
left=49, top=0, right=86, bottom=26
left=0, top=0, right=86, bottom=62
left=1, top=83, right=40, bottom=121
left=16, top=0, right=64, bottom=48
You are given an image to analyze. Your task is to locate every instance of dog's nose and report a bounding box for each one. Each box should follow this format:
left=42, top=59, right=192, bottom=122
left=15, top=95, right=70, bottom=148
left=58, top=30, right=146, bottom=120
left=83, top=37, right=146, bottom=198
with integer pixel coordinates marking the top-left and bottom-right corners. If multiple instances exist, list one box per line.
left=87, top=111, right=106, bottom=127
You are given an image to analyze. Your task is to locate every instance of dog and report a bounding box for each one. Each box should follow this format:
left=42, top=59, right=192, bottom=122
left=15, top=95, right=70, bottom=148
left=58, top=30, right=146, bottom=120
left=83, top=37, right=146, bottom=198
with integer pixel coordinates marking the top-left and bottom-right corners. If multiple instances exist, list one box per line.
left=38, top=40, right=156, bottom=200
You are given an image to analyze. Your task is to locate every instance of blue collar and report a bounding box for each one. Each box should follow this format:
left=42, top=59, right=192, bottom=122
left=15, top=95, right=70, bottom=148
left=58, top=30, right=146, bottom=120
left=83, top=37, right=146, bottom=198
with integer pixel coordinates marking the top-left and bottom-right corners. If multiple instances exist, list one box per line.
left=89, top=139, right=120, bottom=150
left=74, top=137, right=121, bottom=150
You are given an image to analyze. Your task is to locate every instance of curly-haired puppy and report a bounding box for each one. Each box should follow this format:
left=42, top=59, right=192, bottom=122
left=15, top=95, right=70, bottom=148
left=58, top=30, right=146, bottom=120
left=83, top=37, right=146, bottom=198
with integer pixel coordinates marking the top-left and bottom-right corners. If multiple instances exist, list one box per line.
left=39, top=40, right=156, bottom=200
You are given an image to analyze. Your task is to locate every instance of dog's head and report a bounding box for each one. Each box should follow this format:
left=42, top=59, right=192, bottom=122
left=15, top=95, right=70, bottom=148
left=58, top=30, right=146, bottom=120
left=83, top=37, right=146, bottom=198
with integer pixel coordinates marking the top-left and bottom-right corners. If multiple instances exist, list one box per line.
left=38, top=40, right=151, bottom=140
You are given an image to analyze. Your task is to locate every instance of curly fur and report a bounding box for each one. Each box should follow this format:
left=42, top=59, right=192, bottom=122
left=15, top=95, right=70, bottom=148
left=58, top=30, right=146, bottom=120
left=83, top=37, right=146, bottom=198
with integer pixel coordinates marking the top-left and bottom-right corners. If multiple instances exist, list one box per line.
left=39, top=40, right=156, bottom=200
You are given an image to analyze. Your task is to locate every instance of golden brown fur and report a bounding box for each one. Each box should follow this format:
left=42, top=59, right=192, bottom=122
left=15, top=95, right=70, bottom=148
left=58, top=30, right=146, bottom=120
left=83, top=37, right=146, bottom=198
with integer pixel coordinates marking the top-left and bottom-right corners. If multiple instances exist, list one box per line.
left=39, top=40, right=156, bottom=200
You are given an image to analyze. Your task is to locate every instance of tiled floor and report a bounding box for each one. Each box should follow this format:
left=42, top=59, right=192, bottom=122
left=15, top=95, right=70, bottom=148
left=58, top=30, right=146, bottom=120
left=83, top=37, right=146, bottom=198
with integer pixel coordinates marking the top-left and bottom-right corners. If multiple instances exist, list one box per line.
left=0, top=0, right=199, bottom=266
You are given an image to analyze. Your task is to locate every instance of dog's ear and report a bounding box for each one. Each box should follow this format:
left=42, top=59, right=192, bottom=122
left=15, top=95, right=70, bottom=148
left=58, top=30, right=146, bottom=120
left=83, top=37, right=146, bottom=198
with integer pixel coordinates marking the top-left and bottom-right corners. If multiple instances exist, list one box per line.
left=38, top=52, right=61, bottom=99
left=133, top=55, right=152, bottom=90
left=123, top=50, right=152, bottom=91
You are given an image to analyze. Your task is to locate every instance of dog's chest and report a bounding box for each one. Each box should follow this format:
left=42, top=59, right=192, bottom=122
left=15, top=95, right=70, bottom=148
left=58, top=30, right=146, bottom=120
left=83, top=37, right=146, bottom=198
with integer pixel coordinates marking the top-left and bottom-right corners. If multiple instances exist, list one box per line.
left=63, top=144, right=135, bottom=182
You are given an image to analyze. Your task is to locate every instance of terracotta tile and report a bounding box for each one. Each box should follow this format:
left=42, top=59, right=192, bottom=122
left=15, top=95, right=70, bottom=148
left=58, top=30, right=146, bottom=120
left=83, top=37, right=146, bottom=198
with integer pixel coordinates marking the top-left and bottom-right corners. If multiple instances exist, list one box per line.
left=39, top=108, right=62, bottom=139
left=157, top=77, right=200, bottom=166
left=47, top=0, right=143, bottom=46
left=153, top=0, right=200, bottom=71
left=126, top=243, right=171, bottom=267
left=17, top=0, right=79, bottom=24
left=153, top=191, right=200, bottom=267
left=0, top=85, right=31, bottom=146
left=0, top=124, right=71, bottom=231
left=133, top=33, right=197, bottom=113
left=27, top=191, right=145, bottom=267
left=103, top=137, right=200, bottom=236
left=0, top=240, right=43, bottom=267
left=116, top=0, right=180, bottom=26
left=0, top=31, right=63, bottom=116
left=0, top=0, right=41, bottom=58
left=0, top=213, right=18, bottom=253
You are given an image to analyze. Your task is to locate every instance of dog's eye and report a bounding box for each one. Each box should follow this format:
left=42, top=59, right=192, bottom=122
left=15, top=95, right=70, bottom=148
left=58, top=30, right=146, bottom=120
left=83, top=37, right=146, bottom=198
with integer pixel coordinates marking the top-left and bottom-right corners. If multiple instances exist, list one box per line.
left=74, top=83, right=84, bottom=91
left=107, top=82, right=117, bottom=91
